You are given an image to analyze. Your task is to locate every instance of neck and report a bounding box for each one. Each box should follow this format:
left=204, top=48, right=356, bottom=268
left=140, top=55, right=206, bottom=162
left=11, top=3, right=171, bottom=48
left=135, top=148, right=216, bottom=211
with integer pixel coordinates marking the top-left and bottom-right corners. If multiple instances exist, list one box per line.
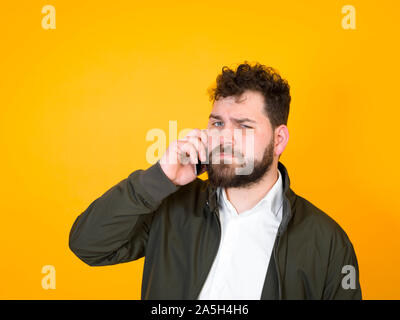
left=224, top=164, right=279, bottom=215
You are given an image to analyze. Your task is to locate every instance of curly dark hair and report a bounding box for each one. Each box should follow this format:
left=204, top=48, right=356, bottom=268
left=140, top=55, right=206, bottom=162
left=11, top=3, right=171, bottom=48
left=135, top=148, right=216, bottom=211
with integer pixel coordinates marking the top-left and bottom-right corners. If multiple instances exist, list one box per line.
left=208, top=61, right=291, bottom=129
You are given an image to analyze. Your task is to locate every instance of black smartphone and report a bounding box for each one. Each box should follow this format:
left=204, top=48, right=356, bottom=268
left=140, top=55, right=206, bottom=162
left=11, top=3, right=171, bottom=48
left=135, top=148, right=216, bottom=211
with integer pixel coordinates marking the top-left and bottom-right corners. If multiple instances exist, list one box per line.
left=195, top=143, right=209, bottom=176
left=196, top=159, right=207, bottom=176
left=195, top=152, right=209, bottom=176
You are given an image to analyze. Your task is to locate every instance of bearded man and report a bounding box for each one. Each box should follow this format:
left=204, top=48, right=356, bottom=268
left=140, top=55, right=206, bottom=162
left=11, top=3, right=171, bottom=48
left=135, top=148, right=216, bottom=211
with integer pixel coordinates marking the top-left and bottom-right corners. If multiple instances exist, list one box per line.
left=69, top=61, right=362, bottom=300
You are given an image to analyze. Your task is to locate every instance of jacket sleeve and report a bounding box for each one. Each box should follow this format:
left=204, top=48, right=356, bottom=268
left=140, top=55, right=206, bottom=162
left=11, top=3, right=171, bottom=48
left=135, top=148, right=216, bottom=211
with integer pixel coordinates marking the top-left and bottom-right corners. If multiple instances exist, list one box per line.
left=69, top=160, right=180, bottom=266
left=322, top=239, right=362, bottom=300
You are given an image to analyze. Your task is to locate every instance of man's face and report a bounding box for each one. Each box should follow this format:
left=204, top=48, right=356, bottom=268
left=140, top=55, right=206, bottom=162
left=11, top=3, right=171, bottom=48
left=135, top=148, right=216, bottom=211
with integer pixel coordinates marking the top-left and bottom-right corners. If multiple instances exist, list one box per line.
left=206, top=90, right=276, bottom=188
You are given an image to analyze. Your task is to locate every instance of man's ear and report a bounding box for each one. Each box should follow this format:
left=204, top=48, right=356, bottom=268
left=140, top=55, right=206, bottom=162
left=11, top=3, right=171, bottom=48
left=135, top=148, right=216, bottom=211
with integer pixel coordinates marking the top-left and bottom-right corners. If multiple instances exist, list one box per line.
left=274, top=125, right=289, bottom=157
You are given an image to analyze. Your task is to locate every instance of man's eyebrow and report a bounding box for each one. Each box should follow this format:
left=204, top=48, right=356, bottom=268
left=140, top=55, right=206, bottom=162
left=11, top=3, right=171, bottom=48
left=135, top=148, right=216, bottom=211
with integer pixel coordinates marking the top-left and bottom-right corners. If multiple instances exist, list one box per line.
left=209, top=113, right=222, bottom=120
left=233, top=117, right=257, bottom=124
left=209, top=113, right=256, bottom=123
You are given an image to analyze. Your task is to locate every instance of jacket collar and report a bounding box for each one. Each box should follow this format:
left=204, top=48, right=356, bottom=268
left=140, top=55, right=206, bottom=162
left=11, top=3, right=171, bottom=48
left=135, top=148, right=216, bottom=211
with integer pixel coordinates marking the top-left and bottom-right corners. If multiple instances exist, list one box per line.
left=276, top=161, right=296, bottom=235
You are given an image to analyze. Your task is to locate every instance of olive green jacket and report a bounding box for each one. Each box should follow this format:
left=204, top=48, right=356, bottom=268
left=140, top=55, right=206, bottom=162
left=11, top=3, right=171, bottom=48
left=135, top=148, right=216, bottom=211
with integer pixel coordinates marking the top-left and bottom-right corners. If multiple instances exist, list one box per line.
left=69, top=161, right=362, bottom=300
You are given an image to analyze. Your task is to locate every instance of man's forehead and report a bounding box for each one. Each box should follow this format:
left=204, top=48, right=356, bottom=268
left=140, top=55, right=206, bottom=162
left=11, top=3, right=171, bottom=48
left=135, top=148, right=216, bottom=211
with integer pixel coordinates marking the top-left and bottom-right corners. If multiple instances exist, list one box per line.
left=210, top=101, right=263, bottom=120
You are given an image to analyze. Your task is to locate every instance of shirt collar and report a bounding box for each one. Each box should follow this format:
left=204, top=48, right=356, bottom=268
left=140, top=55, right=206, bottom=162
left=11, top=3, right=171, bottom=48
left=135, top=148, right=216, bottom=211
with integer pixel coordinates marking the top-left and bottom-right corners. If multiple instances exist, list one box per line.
left=216, top=169, right=283, bottom=217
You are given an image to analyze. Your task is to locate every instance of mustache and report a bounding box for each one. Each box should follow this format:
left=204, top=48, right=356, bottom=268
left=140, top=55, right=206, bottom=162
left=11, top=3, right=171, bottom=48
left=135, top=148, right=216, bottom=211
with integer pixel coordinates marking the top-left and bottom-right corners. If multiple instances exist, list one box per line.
left=210, top=145, right=236, bottom=156
left=208, top=145, right=246, bottom=164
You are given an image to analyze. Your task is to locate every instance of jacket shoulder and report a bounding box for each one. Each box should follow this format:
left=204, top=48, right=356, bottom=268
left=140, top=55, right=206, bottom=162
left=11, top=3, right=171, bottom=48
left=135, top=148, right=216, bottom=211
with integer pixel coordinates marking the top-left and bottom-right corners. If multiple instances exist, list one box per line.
left=291, top=193, right=353, bottom=249
left=288, top=192, right=361, bottom=300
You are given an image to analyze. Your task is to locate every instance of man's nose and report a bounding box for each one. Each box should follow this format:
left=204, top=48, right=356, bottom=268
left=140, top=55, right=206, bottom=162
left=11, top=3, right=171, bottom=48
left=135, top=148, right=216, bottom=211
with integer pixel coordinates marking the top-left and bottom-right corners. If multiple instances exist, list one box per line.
left=207, top=126, right=235, bottom=151
left=219, top=126, right=235, bottom=146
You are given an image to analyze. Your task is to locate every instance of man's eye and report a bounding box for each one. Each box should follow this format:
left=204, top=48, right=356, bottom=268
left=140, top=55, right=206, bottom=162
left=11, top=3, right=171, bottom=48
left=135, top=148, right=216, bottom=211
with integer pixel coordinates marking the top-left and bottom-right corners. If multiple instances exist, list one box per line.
left=213, top=122, right=223, bottom=127
left=241, top=124, right=252, bottom=129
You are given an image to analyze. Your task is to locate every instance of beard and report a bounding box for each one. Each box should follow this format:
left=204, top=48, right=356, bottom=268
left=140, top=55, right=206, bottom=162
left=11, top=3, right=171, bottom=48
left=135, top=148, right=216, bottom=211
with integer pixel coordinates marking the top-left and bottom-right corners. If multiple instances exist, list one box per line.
left=207, top=137, right=275, bottom=189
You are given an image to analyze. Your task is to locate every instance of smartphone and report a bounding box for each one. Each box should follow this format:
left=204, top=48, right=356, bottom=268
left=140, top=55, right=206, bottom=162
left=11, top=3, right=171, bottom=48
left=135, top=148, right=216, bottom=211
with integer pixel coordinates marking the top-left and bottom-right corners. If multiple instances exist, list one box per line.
left=195, top=160, right=207, bottom=176
left=195, top=148, right=209, bottom=176
left=195, top=137, right=209, bottom=176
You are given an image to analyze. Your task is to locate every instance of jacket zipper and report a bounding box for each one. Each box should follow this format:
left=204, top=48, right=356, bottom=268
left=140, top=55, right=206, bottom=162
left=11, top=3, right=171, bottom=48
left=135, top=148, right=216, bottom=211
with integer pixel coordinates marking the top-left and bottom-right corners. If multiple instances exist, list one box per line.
left=273, top=232, right=282, bottom=299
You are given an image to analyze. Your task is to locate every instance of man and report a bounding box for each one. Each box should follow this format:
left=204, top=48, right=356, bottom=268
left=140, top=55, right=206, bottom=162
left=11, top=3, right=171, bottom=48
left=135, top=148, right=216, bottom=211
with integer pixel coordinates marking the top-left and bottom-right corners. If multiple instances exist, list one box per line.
left=69, top=61, right=362, bottom=299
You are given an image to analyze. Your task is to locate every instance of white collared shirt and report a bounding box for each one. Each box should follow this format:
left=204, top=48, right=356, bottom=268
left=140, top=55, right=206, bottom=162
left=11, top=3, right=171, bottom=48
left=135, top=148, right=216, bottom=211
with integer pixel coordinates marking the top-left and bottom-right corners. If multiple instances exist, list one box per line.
left=197, top=169, right=283, bottom=300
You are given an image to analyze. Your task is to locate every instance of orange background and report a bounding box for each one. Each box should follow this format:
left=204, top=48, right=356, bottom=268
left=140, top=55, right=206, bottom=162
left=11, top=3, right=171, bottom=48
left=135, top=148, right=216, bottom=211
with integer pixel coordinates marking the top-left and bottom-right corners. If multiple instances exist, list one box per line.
left=1, top=0, right=399, bottom=299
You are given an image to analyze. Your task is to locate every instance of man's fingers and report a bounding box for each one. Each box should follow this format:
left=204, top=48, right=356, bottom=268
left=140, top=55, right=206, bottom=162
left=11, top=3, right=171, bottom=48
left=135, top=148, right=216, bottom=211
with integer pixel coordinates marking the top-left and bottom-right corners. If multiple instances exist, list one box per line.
left=186, top=136, right=207, bottom=163
left=199, top=129, right=209, bottom=154
left=177, top=140, right=199, bottom=166
left=185, top=128, right=202, bottom=138
left=184, top=129, right=208, bottom=162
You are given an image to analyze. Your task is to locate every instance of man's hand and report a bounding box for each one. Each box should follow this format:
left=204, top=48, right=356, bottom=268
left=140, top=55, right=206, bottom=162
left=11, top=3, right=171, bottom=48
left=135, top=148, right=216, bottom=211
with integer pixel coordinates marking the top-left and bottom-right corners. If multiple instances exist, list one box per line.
left=159, top=129, right=208, bottom=186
